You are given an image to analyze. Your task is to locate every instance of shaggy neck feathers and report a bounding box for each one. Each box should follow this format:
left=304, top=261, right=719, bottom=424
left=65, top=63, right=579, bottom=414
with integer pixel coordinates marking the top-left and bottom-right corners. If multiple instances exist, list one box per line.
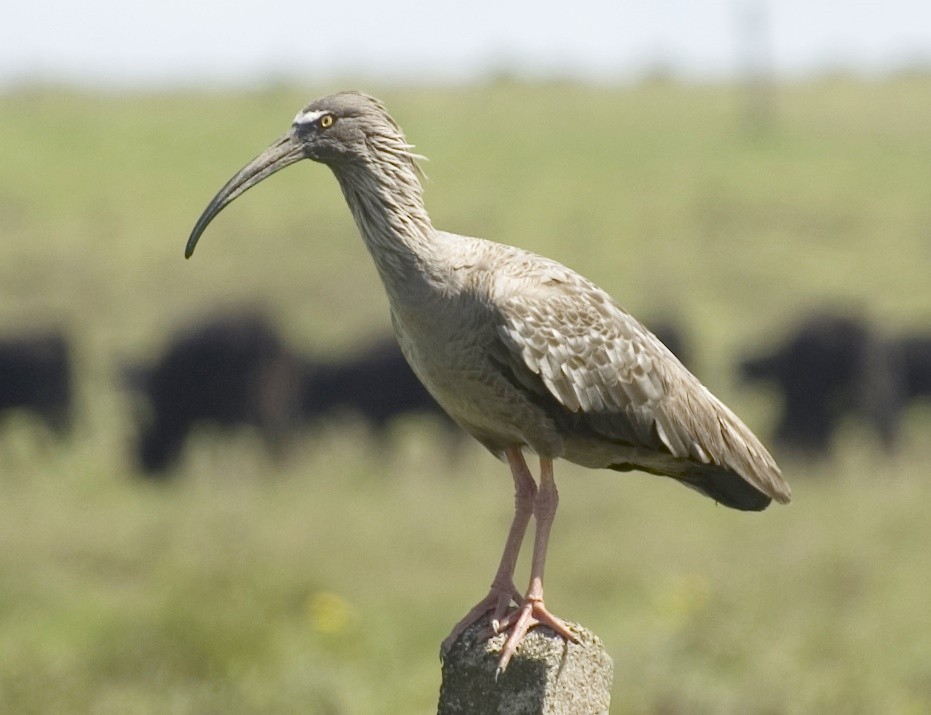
left=330, top=123, right=437, bottom=286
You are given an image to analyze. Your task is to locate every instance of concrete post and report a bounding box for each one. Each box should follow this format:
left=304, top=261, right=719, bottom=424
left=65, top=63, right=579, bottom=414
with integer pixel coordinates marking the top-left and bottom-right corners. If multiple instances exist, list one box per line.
left=438, top=615, right=613, bottom=714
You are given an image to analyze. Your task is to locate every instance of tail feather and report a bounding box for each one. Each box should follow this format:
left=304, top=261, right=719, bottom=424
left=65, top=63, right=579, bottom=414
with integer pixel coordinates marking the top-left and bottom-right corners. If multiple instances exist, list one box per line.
left=609, top=460, right=774, bottom=511
left=673, top=464, right=774, bottom=511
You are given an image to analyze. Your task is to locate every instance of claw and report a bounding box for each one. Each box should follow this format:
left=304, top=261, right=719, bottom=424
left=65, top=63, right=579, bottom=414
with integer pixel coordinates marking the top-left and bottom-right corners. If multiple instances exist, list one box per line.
left=494, top=597, right=578, bottom=674
left=465, top=597, right=577, bottom=673
left=440, top=581, right=520, bottom=658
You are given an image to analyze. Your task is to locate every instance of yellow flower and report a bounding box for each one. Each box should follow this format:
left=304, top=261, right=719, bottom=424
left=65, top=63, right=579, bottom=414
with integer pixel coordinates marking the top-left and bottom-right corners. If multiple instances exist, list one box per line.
left=307, top=591, right=356, bottom=634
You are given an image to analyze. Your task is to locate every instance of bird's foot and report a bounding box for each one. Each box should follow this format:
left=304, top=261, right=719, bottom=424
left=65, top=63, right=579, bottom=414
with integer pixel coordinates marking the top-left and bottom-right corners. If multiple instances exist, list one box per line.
left=440, top=580, right=522, bottom=659
left=483, top=596, right=578, bottom=675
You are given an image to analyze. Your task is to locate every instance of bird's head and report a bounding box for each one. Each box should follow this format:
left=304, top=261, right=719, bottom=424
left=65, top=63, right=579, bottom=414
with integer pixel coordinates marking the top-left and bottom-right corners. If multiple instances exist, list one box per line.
left=186, top=91, right=418, bottom=258
left=292, top=91, right=397, bottom=164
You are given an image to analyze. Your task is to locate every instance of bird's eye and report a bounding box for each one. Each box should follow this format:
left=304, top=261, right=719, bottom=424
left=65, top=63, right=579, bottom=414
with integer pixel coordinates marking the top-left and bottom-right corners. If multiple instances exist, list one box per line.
left=320, top=114, right=334, bottom=128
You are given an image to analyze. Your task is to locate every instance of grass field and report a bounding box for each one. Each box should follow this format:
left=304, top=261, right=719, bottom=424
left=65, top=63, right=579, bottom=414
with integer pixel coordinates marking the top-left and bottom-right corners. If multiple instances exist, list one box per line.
left=0, top=77, right=929, bottom=713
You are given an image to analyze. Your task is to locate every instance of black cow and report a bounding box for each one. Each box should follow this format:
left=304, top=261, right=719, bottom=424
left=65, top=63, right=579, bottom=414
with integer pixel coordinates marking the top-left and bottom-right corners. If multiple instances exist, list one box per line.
left=880, top=333, right=931, bottom=439
left=299, top=338, right=461, bottom=440
left=890, top=334, right=931, bottom=403
left=0, top=329, right=73, bottom=434
left=129, top=311, right=302, bottom=475
left=738, top=313, right=900, bottom=456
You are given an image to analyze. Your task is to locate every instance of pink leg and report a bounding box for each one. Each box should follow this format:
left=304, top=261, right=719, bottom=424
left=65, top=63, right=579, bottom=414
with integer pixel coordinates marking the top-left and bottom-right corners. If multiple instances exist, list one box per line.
left=441, top=446, right=537, bottom=656
left=492, top=457, right=577, bottom=674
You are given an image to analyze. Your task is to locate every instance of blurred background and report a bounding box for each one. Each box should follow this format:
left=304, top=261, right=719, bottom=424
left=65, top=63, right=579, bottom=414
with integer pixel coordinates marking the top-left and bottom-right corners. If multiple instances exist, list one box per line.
left=1, top=1, right=930, bottom=712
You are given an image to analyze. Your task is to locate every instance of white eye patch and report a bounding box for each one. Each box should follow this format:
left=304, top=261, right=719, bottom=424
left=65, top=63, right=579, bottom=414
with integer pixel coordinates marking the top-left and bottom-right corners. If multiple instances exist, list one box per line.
left=292, top=109, right=327, bottom=127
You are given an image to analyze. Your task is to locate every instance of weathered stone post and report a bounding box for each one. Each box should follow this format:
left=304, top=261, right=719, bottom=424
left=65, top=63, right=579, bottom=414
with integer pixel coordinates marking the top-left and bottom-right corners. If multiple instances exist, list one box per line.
left=438, top=616, right=613, bottom=714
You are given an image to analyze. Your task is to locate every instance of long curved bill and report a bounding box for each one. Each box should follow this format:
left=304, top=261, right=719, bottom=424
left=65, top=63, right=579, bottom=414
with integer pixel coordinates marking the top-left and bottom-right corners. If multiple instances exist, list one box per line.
left=185, top=132, right=305, bottom=258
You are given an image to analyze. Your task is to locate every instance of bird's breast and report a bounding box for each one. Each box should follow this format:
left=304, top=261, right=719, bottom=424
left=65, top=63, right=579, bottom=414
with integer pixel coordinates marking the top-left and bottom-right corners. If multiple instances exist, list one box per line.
left=388, top=294, right=564, bottom=457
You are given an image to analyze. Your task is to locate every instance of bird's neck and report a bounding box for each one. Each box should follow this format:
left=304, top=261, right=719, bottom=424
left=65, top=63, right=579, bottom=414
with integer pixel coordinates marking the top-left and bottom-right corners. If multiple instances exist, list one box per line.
left=331, top=153, right=438, bottom=288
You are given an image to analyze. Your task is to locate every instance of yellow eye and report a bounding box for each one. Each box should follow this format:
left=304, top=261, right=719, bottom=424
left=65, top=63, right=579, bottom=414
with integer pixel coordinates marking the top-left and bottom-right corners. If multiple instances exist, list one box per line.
left=320, top=114, right=334, bottom=128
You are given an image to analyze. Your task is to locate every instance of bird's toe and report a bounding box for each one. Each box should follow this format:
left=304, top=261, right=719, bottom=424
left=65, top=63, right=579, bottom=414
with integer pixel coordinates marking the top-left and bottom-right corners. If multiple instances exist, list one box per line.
left=440, top=582, right=521, bottom=659
left=493, top=597, right=578, bottom=674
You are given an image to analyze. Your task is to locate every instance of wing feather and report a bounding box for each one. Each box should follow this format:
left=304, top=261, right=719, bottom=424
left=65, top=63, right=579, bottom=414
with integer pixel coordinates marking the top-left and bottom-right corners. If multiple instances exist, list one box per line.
left=492, top=266, right=790, bottom=506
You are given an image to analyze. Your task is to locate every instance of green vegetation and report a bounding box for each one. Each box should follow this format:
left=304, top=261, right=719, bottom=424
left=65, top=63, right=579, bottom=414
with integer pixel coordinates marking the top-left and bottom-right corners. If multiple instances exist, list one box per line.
left=0, top=78, right=929, bottom=713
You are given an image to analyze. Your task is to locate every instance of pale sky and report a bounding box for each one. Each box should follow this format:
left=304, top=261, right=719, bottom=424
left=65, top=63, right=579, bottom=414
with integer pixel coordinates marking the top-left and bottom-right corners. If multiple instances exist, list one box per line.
left=2, top=0, right=930, bottom=87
